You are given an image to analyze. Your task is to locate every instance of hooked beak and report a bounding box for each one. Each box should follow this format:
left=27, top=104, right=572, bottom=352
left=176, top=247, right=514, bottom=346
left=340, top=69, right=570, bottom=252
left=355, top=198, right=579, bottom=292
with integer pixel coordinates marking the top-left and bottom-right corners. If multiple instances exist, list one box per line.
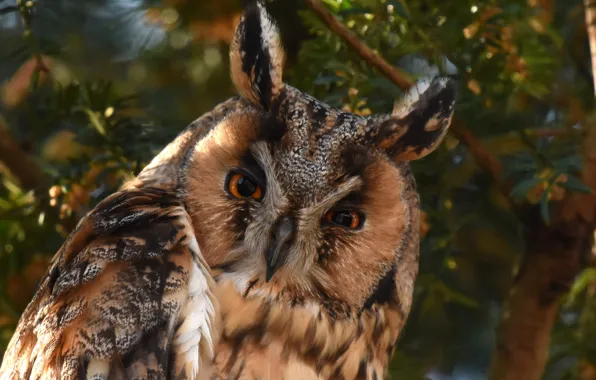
left=265, top=215, right=295, bottom=282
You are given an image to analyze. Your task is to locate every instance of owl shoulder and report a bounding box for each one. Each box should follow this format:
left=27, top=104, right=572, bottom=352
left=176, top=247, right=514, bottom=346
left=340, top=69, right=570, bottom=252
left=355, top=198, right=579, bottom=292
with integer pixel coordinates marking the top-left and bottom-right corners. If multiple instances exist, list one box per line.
left=0, top=187, right=217, bottom=380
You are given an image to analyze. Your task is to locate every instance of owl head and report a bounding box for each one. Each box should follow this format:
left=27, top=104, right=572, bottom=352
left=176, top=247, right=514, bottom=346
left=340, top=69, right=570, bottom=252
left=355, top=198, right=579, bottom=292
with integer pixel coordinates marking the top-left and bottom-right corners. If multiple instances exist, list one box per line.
left=183, top=1, right=455, bottom=319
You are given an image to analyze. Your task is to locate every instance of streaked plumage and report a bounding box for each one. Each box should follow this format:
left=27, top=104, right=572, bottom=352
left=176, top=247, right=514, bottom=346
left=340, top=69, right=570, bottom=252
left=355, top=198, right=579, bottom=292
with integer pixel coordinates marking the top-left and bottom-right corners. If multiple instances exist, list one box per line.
left=0, top=1, right=455, bottom=379
left=1, top=188, right=217, bottom=379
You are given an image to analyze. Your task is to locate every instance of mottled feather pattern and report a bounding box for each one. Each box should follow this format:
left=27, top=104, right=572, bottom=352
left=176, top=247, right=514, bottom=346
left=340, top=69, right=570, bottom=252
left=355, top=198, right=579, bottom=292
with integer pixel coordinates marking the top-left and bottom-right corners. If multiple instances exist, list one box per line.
left=0, top=188, right=216, bottom=380
left=209, top=282, right=404, bottom=379
left=0, top=1, right=455, bottom=379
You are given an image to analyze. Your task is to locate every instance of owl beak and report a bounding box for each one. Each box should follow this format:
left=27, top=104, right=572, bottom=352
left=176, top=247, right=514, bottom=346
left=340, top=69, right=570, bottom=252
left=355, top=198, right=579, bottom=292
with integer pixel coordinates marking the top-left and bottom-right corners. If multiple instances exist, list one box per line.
left=265, top=215, right=296, bottom=282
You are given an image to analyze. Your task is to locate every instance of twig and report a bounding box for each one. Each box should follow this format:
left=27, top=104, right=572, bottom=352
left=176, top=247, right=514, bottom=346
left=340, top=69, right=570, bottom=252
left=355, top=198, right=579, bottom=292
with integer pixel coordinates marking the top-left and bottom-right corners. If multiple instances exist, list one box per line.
left=303, top=0, right=505, bottom=185
left=304, top=0, right=414, bottom=91
left=448, top=121, right=503, bottom=179
left=529, top=128, right=575, bottom=138
left=17, top=0, right=49, bottom=86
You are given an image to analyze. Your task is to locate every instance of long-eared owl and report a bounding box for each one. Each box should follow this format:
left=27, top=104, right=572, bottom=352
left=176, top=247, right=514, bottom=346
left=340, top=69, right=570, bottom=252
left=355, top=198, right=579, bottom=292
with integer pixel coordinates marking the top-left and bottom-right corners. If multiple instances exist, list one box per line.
left=0, top=1, right=455, bottom=379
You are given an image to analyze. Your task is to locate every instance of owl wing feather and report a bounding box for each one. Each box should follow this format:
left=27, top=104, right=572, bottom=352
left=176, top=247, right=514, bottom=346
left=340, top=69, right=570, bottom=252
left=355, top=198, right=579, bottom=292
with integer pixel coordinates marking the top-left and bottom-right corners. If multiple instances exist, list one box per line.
left=0, top=187, right=217, bottom=380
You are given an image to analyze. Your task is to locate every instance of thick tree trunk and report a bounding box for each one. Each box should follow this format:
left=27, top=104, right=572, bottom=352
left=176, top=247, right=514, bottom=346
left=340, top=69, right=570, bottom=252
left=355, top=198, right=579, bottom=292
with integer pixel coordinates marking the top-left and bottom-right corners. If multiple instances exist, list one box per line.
left=489, top=121, right=596, bottom=379
left=488, top=216, right=588, bottom=380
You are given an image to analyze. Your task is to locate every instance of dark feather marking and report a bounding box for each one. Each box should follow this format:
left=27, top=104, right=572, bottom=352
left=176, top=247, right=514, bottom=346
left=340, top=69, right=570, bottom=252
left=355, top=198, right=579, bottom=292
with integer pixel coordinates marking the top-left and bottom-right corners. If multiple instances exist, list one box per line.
left=232, top=203, right=251, bottom=241
left=122, top=322, right=168, bottom=376
left=239, top=151, right=268, bottom=186
left=224, top=344, right=242, bottom=375
left=372, top=309, right=384, bottom=341
left=356, top=318, right=364, bottom=337
left=77, top=356, right=90, bottom=380
left=223, top=304, right=269, bottom=374
left=330, top=337, right=354, bottom=363
left=55, top=304, right=67, bottom=327
left=341, top=145, right=371, bottom=177
left=77, top=261, right=89, bottom=284
left=115, top=238, right=126, bottom=261
left=289, top=296, right=304, bottom=307
left=273, top=89, right=291, bottom=125
left=307, top=102, right=330, bottom=133
left=330, top=364, right=346, bottom=380
left=211, top=258, right=242, bottom=274
left=379, top=79, right=455, bottom=157
left=305, top=319, right=353, bottom=371
left=240, top=2, right=273, bottom=108
left=356, top=359, right=367, bottom=379
left=362, top=265, right=397, bottom=310
left=157, top=250, right=169, bottom=311
left=231, top=359, right=246, bottom=380
left=311, top=279, right=351, bottom=319
left=334, top=113, right=347, bottom=128
left=48, top=266, right=61, bottom=295
left=257, top=112, right=287, bottom=142
left=243, top=278, right=259, bottom=297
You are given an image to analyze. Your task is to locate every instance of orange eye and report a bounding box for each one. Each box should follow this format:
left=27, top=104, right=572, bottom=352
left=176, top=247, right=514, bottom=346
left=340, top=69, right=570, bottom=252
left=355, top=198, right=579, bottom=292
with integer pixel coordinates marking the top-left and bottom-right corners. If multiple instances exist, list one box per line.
left=227, top=173, right=263, bottom=200
left=324, top=209, right=363, bottom=230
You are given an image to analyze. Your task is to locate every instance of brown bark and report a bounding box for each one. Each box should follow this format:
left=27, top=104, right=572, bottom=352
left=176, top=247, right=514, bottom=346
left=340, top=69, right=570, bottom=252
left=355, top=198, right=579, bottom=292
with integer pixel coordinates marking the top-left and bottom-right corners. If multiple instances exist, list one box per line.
left=489, top=116, right=596, bottom=379
left=488, top=215, right=588, bottom=379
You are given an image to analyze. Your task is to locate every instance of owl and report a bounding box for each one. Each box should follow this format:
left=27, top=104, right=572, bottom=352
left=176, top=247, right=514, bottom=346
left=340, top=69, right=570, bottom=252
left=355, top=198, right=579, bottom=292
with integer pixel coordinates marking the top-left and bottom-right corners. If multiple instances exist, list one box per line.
left=0, top=1, right=455, bottom=379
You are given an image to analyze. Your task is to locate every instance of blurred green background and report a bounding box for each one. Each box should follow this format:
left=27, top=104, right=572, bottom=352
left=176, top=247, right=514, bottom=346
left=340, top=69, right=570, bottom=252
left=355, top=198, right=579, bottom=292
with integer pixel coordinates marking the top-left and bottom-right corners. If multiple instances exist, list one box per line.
left=1, top=0, right=596, bottom=378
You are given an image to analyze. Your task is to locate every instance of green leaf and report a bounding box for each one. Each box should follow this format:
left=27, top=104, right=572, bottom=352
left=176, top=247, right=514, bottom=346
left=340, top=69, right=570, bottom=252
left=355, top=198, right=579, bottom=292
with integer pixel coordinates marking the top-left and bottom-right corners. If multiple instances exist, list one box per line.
left=313, top=75, right=341, bottom=86
left=540, top=193, right=550, bottom=224
left=560, top=175, right=593, bottom=194
left=553, top=155, right=583, bottom=172
left=437, top=281, right=479, bottom=308
left=564, top=268, right=596, bottom=307
left=419, top=291, right=436, bottom=317
left=510, top=177, right=542, bottom=200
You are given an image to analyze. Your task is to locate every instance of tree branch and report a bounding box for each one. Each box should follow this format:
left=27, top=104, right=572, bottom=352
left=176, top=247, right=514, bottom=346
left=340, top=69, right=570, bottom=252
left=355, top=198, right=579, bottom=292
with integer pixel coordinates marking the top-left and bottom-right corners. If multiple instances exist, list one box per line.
left=303, top=0, right=505, bottom=186
left=304, top=0, right=414, bottom=91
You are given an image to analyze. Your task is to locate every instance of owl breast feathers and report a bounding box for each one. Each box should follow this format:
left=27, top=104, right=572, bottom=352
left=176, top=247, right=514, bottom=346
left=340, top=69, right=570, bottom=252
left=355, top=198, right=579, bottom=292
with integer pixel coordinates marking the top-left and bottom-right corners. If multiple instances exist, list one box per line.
left=0, top=1, right=455, bottom=379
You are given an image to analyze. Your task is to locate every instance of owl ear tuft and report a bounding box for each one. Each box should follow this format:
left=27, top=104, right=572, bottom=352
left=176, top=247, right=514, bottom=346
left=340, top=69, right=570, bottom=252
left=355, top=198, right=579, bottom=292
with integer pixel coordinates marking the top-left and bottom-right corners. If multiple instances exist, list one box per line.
left=372, top=76, right=456, bottom=161
left=230, top=1, right=285, bottom=110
